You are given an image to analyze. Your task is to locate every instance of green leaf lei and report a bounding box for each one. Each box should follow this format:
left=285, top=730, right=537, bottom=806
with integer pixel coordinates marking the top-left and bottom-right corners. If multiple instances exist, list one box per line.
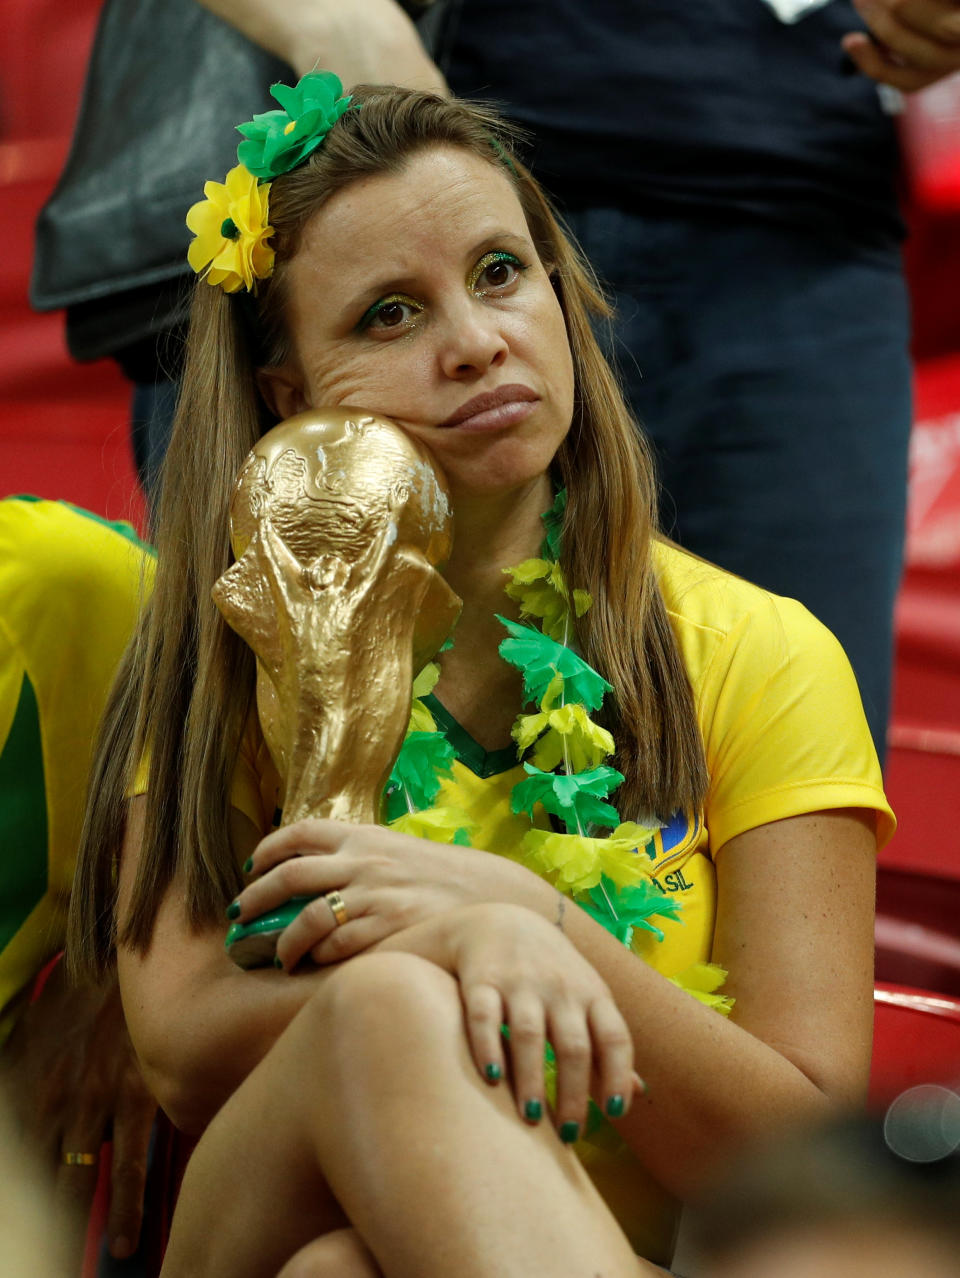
left=384, top=487, right=676, bottom=948
left=383, top=488, right=733, bottom=1145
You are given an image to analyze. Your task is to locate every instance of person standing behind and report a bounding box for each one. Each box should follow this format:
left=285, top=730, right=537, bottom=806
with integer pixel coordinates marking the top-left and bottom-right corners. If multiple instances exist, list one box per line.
left=439, top=0, right=960, bottom=758
left=0, top=498, right=157, bottom=1267
left=31, top=0, right=960, bottom=753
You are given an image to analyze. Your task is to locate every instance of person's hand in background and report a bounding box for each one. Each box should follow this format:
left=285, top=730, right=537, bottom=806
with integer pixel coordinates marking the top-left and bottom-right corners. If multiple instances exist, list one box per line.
left=1, top=964, right=157, bottom=1264
left=844, top=0, right=960, bottom=91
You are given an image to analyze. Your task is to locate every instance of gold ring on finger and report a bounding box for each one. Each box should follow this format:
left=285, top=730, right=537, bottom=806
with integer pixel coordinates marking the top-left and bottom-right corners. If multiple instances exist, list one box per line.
left=324, top=890, right=348, bottom=928
left=62, top=1152, right=98, bottom=1166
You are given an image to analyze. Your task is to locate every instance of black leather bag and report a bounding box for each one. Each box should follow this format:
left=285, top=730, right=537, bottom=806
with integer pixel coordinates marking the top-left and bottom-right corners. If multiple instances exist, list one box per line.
left=30, top=0, right=451, bottom=367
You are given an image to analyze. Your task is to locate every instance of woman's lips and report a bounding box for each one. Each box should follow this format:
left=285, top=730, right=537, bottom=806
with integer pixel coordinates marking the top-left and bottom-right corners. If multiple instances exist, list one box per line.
left=440, top=384, right=539, bottom=431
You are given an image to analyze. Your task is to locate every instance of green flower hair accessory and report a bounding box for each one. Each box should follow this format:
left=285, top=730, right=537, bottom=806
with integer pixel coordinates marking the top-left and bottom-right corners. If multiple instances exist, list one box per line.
left=236, top=71, right=356, bottom=180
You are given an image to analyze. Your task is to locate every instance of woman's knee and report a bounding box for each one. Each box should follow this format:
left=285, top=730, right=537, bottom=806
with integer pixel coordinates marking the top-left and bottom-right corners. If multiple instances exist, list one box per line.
left=301, top=951, right=461, bottom=1059
left=324, top=951, right=458, bottom=1028
left=247, top=954, right=461, bottom=1121
left=276, top=1228, right=379, bottom=1278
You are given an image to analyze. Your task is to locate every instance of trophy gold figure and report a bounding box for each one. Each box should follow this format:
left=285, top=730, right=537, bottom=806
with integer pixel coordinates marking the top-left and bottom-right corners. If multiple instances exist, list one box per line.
left=213, top=409, right=461, bottom=965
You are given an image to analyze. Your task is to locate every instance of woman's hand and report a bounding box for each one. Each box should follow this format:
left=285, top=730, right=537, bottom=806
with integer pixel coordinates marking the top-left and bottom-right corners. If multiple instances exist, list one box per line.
left=1, top=964, right=157, bottom=1263
left=235, top=818, right=552, bottom=970
left=438, top=903, right=639, bottom=1139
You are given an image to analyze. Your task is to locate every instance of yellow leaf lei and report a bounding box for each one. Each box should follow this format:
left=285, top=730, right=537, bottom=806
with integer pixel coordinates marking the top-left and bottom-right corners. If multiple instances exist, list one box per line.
left=382, top=493, right=733, bottom=1147
left=384, top=492, right=733, bottom=1018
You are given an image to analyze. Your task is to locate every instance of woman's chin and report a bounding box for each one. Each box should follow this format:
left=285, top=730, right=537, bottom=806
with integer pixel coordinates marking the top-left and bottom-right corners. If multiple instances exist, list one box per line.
left=446, top=464, right=554, bottom=509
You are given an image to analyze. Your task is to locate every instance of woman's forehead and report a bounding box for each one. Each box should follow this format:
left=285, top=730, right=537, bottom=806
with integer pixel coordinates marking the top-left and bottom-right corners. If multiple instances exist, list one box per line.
left=292, top=147, right=530, bottom=280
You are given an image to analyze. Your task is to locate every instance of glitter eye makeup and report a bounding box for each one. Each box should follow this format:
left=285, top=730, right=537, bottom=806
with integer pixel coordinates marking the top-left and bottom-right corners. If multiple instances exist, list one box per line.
left=467, top=250, right=527, bottom=294
left=356, top=249, right=527, bottom=336
left=357, top=293, right=423, bottom=332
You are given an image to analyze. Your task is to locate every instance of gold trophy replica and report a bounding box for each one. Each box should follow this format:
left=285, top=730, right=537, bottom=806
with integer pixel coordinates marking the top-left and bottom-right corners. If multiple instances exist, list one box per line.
left=214, top=409, right=460, bottom=966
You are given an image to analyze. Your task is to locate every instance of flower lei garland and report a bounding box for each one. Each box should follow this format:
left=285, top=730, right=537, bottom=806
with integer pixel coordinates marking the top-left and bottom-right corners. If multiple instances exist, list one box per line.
left=384, top=490, right=733, bottom=1003
left=186, top=71, right=355, bottom=295
left=384, top=490, right=731, bottom=1144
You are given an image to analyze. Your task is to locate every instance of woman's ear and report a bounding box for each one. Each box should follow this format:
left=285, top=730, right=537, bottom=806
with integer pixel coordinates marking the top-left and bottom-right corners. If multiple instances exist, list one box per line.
left=256, top=364, right=309, bottom=421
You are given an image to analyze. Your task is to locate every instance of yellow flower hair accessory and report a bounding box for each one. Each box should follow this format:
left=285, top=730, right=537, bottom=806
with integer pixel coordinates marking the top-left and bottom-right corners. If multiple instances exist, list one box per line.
left=186, top=164, right=274, bottom=293
left=186, top=71, right=358, bottom=294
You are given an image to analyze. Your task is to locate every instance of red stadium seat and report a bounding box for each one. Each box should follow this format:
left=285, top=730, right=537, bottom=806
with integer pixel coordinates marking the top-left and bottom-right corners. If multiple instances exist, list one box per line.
left=870, top=982, right=960, bottom=1107
left=879, top=353, right=960, bottom=996
left=0, top=0, right=145, bottom=530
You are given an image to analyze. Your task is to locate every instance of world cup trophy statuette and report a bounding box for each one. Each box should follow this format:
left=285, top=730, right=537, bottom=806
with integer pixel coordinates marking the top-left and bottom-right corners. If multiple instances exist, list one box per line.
left=212, top=409, right=461, bottom=966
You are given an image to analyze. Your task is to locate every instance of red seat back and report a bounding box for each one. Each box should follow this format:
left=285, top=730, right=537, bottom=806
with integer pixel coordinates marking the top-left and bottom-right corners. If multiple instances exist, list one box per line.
left=870, top=982, right=960, bottom=1107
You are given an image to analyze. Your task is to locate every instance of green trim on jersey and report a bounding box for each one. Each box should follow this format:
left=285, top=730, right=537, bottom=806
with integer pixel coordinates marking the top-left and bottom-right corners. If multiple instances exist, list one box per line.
left=8, top=495, right=154, bottom=556
left=422, top=693, right=518, bottom=778
left=0, top=673, right=48, bottom=951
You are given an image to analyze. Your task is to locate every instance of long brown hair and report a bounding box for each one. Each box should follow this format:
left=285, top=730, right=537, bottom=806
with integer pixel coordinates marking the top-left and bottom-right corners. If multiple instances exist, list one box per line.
left=68, top=86, right=708, bottom=981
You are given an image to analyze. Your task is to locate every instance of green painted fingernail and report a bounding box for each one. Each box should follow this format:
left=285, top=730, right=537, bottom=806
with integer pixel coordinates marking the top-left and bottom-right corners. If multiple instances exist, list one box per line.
left=484, top=1063, right=502, bottom=1083
left=243, top=856, right=254, bottom=874
left=605, top=1094, right=625, bottom=1118
left=559, top=1120, right=580, bottom=1144
left=523, top=1099, right=542, bottom=1123
left=226, top=900, right=241, bottom=920
left=273, top=955, right=284, bottom=970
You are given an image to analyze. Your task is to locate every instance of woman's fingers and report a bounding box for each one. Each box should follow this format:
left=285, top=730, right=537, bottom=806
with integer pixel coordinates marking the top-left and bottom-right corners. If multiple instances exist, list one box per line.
left=548, top=1004, right=593, bottom=1141
left=588, top=997, right=637, bottom=1125
left=233, top=851, right=345, bottom=923
left=460, top=982, right=507, bottom=1088
left=273, top=890, right=365, bottom=969
left=246, top=817, right=351, bottom=876
left=307, top=915, right=392, bottom=967
left=503, top=991, right=547, bottom=1126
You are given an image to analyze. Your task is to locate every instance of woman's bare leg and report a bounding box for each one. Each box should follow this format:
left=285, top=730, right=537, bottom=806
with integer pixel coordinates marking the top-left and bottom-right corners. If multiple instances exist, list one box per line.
left=159, top=1004, right=353, bottom=1278
left=277, top=1229, right=380, bottom=1278
left=163, top=952, right=653, bottom=1278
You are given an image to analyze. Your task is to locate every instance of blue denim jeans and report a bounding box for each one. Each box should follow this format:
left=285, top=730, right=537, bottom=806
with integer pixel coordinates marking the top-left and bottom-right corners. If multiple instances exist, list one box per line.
left=564, top=207, right=912, bottom=758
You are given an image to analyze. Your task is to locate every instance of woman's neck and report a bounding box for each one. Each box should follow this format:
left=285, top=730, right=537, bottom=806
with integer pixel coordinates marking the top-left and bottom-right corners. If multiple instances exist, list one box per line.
left=443, top=476, right=552, bottom=626
left=430, top=476, right=553, bottom=748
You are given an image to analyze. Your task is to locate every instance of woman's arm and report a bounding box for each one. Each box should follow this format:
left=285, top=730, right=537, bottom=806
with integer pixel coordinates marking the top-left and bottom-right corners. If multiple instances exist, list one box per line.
left=118, top=800, right=637, bottom=1137
left=117, top=798, right=344, bottom=1133
left=556, top=808, right=877, bottom=1196
left=237, top=807, right=876, bottom=1195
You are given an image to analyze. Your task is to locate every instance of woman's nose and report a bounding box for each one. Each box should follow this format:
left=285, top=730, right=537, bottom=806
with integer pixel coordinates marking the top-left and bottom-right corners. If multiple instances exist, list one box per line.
left=437, top=305, right=509, bottom=380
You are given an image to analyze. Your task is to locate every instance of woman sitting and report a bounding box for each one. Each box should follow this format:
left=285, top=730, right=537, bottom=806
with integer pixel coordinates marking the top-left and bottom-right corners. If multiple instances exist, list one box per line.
left=68, top=73, right=893, bottom=1277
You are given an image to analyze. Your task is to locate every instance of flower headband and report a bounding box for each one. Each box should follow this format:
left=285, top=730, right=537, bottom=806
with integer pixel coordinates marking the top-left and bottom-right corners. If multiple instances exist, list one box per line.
left=186, top=71, right=355, bottom=295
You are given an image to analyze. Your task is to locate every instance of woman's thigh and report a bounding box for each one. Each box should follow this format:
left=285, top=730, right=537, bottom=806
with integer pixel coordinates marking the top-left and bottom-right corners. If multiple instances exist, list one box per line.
left=159, top=974, right=363, bottom=1277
